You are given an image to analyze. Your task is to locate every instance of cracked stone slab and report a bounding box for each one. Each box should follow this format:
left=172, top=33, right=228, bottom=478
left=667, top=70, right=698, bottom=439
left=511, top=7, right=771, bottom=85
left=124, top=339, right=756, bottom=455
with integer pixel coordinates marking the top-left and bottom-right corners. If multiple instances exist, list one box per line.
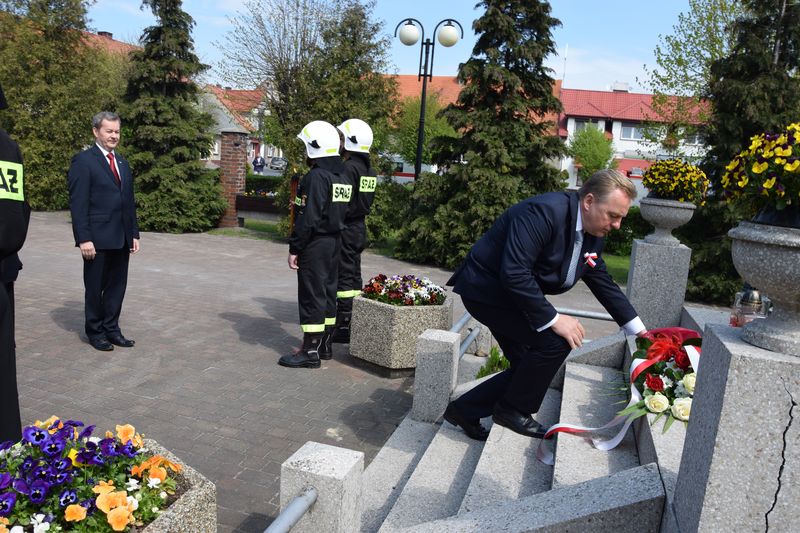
left=674, top=325, right=800, bottom=532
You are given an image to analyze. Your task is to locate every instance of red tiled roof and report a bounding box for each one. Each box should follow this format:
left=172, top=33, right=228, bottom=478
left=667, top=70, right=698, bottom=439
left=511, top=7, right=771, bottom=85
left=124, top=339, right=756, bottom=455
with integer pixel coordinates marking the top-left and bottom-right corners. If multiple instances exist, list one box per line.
left=390, top=75, right=461, bottom=105
left=206, top=85, right=266, bottom=133
left=559, top=88, right=708, bottom=125
left=82, top=31, right=139, bottom=56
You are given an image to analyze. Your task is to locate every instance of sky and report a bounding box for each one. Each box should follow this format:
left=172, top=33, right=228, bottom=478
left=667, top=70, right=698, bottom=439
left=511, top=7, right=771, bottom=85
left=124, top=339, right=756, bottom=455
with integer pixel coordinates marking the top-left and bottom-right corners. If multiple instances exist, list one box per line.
left=86, top=0, right=690, bottom=93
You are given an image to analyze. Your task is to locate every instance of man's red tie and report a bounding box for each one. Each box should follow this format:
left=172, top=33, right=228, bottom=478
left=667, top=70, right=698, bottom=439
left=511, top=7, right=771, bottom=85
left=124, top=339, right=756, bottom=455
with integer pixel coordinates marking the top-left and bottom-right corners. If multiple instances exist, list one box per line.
left=107, top=153, right=121, bottom=186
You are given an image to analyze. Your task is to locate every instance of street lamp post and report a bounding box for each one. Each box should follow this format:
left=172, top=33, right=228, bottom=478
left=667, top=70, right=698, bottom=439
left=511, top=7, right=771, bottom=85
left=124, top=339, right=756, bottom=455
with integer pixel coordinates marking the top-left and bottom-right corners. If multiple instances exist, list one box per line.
left=394, top=18, right=463, bottom=180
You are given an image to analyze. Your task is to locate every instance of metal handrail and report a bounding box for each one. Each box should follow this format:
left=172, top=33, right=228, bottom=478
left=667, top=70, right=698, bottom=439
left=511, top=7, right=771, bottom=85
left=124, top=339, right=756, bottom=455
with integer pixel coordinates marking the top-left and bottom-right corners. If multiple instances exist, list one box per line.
left=553, top=307, right=614, bottom=322
left=450, top=311, right=472, bottom=333
left=459, top=325, right=481, bottom=357
left=264, top=487, right=318, bottom=533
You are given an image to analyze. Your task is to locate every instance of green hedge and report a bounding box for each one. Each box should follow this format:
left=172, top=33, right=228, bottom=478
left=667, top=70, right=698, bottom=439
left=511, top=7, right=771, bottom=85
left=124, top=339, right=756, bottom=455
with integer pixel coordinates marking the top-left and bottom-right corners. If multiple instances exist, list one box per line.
left=245, top=173, right=284, bottom=193
left=604, top=206, right=652, bottom=256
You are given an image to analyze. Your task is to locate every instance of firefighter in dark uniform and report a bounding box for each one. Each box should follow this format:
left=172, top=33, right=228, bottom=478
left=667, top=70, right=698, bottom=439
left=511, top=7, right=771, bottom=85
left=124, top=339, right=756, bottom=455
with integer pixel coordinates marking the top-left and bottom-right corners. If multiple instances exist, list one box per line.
left=331, top=119, right=377, bottom=344
left=0, top=82, right=31, bottom=442
left=279, top=121, right=350, bottom=369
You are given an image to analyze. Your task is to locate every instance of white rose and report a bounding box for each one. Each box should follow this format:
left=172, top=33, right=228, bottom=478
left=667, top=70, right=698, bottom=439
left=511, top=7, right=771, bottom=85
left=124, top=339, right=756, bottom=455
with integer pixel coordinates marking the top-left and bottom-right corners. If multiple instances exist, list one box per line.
left=644, top=393, right=670, bottom=413
left=671, top=397, right=692, bottom=421
left=682, top=373, right=696, bottom=395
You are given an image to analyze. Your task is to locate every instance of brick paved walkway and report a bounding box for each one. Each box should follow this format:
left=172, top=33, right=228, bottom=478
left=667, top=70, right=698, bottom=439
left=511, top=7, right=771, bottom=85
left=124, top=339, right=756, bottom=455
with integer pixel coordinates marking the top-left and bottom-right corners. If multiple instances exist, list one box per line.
left=13, top=211, right=621, bottom=532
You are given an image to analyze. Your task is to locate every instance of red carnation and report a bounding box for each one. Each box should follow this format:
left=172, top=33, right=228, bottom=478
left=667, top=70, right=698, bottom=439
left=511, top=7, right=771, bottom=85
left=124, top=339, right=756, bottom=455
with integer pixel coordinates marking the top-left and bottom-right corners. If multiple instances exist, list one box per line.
left=674, top=349, right=692, bottom=370
left=645, top=373, right=665, bottom=392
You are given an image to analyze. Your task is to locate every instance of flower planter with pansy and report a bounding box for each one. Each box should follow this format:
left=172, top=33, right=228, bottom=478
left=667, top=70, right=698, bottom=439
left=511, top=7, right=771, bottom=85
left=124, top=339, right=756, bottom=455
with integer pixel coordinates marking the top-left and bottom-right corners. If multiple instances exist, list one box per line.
left=0, top=417, right=187, bottom=532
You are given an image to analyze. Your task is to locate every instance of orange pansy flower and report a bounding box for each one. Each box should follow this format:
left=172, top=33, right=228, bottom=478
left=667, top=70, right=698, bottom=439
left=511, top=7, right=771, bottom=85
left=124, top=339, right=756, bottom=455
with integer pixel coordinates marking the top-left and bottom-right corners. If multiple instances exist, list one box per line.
left=149, top=466, right=168, bottom=482
left=107, top=506, right=132, bottom=532
left=65, top=504, right=88, bottom=522
left=116, top=424, right=136, bottom=444
left=92, top=480, right=116, bottom=495
left=96, top=491, right=128, bottom=514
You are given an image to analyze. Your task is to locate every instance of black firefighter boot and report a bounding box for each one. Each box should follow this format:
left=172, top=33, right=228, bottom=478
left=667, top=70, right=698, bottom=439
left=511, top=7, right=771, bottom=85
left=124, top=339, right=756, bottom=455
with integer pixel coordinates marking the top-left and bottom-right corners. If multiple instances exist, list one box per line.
left=319, top=326, right=334, bottom=360
left=331, top=299, right=352, bottom=344
left=278, top=333, right=322, bottom=368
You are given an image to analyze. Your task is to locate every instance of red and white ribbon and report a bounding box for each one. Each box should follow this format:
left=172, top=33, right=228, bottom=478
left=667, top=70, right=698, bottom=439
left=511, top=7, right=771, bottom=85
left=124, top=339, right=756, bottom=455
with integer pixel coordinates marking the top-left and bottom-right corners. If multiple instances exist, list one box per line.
left=535, top=343, right=700, bottom=465
left=584, top=252, right=598, bottom=267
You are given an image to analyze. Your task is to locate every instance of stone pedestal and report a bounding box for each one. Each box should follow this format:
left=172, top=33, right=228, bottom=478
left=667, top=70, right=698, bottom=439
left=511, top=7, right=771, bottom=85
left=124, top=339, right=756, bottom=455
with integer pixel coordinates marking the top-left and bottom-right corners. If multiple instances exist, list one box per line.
left=411, top=329, right=460, bottom=423
left=350, top=296, right=453, bottom=370
left=280, top=442, right=364, bottom=533
left=673, top=325, right=800, bottom=532
left=626, top=239, right=691, bottom=328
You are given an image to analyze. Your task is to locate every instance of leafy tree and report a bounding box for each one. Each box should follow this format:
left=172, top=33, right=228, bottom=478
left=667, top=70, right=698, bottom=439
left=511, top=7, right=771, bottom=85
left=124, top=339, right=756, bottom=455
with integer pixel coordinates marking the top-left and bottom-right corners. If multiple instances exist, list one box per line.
left=397, top=0, right=566, bottom=268
left=0, top=0, right=127, bottom=209
left=568, top=126, right=616, bottom=181
left=704, top=0, right=800, bottom=183
left=392, top=93, right=458, bottom=166
left=639, top=0, right=742, bottom=156
left=122, top=0, right=226, bottom=232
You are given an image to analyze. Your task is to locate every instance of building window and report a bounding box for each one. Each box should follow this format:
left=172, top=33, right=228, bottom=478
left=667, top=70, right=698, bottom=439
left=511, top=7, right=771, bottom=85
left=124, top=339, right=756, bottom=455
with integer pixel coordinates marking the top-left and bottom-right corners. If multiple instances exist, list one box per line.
left=620, top=122, right=645, bottom=140
left=574, top=119, right=599, bottom=133
left=684, top=130, right=705, bottom=146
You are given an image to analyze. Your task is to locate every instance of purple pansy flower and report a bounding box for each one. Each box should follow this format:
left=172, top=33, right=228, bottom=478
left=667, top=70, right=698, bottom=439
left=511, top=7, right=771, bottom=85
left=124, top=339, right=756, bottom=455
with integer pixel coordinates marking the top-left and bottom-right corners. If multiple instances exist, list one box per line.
left=59, top=488, right=78, bottom=507
left=22, top=426, right=49, bottom=446
left=41, top=437, right=66, bottom=457
left=53, top=469, right=74, bottom=485
left=0, top=473, right=10, bottom=490
left=121, top=442, right=138, bottom=458
left=0, top=441, right=13, bottom=452
left=28, top=479, right=50, bottom=504
left=99, top=438, right=121, bottom=457
left=32, top=464, right=55, bottom=482
left=51, top=457, right=71, bottom=472
left=0, top=491, right=16, bottom=516
left=78, top=425, right=95, bottom=440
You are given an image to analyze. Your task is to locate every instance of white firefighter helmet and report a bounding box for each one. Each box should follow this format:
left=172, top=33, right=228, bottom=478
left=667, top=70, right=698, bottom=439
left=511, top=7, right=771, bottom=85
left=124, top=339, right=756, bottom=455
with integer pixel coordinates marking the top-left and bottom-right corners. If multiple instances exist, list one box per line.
left=296, top=121, right=341, bottom=159
left=337, top=118, right=373, bottom=153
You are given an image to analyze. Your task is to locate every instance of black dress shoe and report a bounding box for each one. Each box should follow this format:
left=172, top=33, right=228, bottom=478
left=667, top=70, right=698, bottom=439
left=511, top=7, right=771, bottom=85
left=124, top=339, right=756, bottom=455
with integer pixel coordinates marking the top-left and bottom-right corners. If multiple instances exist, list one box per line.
left=90, top=338, right=114, bottom=351
left=278, top=350, right=321, bottom=369
left=443, top=403, right=489, bottom=441
left=492, top=401, right=546, bottom=438
left=107, top=334, right=135, bottom=347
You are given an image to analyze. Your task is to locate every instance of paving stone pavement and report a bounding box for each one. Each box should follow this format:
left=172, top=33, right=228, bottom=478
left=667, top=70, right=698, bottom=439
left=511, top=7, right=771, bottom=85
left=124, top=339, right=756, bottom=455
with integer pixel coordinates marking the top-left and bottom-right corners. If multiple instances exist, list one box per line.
left=13, top=211, right=622, bottom=532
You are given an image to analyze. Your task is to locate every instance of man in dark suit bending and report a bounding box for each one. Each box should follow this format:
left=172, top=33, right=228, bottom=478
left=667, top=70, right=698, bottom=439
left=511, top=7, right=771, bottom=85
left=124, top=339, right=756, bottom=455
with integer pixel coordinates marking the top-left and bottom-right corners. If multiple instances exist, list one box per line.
left=68, top=112, right=139, bottom=351
left=445, top=170, right=647, bottom=440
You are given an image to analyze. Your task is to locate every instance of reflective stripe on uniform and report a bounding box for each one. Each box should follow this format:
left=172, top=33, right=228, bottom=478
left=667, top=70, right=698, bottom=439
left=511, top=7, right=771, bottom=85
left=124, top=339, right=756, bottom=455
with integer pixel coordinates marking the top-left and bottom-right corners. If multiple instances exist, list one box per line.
left=301, top=323, right=325, bottom=333
left=294, top=196, right=302, bottom=206
left=0, top=160, right=24, bottom=201
left=336, top=290, right=361, bottom=298
left=324, top=317, right=336, bottom=326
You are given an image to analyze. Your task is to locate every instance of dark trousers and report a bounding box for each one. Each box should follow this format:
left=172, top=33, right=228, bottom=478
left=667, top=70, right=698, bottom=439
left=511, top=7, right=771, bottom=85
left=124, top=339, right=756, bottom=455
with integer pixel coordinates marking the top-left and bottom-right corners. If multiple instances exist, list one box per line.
left=0, top=281, right=21, bottom=442
left=297, top=235, right=340, bottom=332
left=337, top=220, right=366, bottom=294
left=84, top=247, right=129, bottom=341
left=451, top=297, right=571, bottom=419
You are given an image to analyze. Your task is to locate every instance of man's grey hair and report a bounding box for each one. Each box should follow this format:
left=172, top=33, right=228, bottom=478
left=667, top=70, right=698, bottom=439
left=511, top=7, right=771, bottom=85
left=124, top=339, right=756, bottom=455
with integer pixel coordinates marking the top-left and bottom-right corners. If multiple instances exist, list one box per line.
left=92, top=111, right=121, bottom=129
left=578, top=169, right=637, bottom=202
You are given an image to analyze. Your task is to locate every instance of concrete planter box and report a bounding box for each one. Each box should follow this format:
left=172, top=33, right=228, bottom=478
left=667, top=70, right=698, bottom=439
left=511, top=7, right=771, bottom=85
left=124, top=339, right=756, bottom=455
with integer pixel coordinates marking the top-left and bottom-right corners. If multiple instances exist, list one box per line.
left=142, top=439, right=217, bottom=533
left=236, top=194, right=283, bottom=224
left=350, top=295, right=453, bottom=370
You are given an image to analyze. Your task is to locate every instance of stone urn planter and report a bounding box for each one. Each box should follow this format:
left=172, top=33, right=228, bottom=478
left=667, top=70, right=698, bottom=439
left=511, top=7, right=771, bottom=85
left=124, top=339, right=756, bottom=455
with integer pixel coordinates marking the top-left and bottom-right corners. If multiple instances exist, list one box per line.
left=143, top=439, right=217, bottom=532
left=350, top=295, right=453, bottom=371
left=639, top=197, right=697, bottom=246
left=728, top=221, right=800, bottom=356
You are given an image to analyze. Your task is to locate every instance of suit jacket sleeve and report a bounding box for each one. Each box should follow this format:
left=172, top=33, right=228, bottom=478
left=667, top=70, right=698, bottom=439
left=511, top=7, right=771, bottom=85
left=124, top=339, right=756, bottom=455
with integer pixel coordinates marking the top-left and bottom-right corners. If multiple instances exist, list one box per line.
left=581, top=254, right=638, bottom=326
left=67, top=152, right=92, bottom=245
left=498, top=206, right=559, bottom=328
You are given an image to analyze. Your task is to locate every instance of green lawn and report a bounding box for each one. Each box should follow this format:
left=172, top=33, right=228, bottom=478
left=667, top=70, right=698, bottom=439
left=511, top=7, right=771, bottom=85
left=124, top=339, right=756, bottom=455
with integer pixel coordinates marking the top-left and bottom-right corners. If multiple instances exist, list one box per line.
left=208, top=219, right=284, bottom=242
left=603, top=253, right=631, bottom=285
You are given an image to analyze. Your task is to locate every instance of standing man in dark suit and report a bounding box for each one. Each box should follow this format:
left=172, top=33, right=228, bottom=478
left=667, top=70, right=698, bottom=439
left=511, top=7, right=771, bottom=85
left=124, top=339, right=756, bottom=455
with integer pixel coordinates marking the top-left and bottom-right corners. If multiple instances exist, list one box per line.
left=0, top=81, right=31, bottom=443
left=445, top=170, right=647, bottom=441
left=68, top=111, right=139, bottom=352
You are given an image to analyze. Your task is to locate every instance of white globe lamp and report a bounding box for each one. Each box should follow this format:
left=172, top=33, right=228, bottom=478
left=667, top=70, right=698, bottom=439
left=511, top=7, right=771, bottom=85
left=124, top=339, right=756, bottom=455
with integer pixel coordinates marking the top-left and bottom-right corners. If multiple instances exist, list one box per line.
left=398, top=22, right=420, bottom=46
left=437, top=22, right=459, bottom=47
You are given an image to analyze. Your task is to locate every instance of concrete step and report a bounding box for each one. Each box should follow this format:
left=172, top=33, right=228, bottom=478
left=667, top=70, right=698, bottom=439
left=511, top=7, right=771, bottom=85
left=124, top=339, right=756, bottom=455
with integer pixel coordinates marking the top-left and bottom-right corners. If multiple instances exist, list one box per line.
left=360, top=417, right=439, bottom=533
left=391, top=463, right=665, bottom=533
left=377, top=421, right=486, bottom=531
left=552, top=362, right=639, bottom=488
left=458, top=387, right=562, bottom=514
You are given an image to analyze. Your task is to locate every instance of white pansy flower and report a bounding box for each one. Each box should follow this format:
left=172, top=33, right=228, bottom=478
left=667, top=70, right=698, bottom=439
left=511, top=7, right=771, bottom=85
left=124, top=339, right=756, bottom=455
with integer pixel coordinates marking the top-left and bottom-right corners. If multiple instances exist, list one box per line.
left=127, top=495, right=139, bottom=511
left=87, top=436, right=100, bottom=445
left=11, top=526, right=25, bottom=533
left=671, top=398, right=692, bottom=421
left=644, top=393, right=670, bottom=413
left=125, top=478, right=140, bottom=491
left=152, top=507, right=160, bottom=513
left=147, top=477, right=162, bottom=488
left=160, top=491, right=168, bottom=499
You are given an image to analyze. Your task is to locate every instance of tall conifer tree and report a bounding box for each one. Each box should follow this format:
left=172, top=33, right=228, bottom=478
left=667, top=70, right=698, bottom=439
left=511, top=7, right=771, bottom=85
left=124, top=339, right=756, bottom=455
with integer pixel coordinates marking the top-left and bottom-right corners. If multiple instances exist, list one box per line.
left=397, top=0, right=565, bottom=268
left=122, top=0, right=225, bottom=232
